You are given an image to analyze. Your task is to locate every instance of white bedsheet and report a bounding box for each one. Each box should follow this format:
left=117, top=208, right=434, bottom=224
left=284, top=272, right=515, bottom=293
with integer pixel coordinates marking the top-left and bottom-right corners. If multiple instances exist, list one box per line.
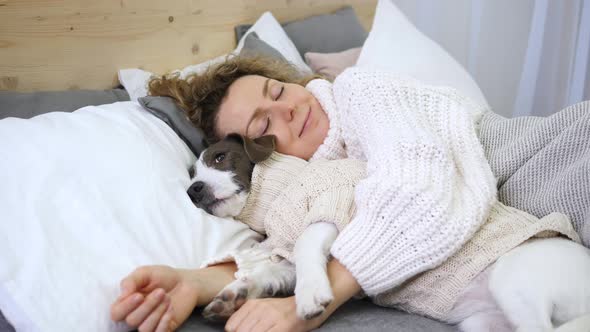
left=0, top=101, right=261, bottom=331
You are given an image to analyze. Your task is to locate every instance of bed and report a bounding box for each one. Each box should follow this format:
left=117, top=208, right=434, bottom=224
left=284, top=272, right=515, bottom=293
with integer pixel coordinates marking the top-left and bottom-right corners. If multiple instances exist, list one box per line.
left=2, top=1, right=588, bottom=331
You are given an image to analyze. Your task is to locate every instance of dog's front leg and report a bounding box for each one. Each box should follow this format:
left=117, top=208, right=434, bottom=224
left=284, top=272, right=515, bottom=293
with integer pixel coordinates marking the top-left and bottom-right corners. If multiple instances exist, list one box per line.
left=202, top=247, right=296, bottom=321
left=294, top=222, right=339, bottom=320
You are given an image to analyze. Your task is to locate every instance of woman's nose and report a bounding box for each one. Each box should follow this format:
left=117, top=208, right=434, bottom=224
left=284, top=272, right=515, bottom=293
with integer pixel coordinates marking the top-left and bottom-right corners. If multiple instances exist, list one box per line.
left=269, top=103, right=294, bottom=122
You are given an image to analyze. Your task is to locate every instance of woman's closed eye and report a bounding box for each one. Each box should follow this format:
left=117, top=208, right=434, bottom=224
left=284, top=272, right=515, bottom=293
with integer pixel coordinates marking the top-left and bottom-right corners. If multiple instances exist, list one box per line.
left=256, top=84, right=282, bottom=136
left=272, top=85, right=284, bottom=101
left=262, top=116, right=270, bottom=135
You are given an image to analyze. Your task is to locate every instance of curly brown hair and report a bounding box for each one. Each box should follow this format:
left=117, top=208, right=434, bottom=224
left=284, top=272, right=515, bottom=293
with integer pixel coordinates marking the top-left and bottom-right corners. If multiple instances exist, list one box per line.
left=148, top=55, right=321, bottom=144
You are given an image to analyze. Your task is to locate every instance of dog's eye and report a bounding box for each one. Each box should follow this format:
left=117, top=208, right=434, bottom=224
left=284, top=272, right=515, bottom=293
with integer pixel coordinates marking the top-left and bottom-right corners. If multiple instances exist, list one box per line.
left=214, top=153, right=226, bottom=163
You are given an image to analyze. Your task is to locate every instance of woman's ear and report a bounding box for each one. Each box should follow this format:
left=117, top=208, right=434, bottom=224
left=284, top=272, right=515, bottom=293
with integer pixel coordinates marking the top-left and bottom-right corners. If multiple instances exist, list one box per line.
left=242, top=135, right=276, bottom=163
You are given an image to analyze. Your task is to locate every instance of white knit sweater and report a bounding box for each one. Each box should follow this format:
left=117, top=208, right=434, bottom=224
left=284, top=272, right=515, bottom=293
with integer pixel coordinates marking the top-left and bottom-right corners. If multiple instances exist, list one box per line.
left=306, top=67, right=497, bottom=296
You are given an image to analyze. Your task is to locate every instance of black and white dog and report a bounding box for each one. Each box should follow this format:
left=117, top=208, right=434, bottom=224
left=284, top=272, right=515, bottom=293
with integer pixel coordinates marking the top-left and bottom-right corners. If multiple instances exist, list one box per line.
left=187, top=134, right=590, bottom=332
left=188, top=134, right=334, bottom=320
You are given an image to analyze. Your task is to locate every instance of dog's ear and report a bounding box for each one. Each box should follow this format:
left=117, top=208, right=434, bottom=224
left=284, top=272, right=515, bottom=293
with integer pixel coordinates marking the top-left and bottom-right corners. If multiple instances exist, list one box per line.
left=224, top=133, right=275, bottom=163
left=243, top=135, right=276, bottom=163
left=226, top=133, right=244, bottom=144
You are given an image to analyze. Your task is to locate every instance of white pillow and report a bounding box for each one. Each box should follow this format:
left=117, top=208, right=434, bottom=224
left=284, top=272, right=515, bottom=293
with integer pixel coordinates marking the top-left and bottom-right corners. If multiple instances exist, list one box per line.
left=119, top=12, right=310, bottom=102
left=357, top=0, right=489, bottom=107
left=0, top=102, right=261, bottom=331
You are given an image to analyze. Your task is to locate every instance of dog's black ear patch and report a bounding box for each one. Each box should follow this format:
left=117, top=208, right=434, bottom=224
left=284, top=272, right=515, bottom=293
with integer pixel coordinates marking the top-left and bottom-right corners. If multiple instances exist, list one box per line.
left=254, top=135, right=275, bottom=150
left=224, top=133, right=275, bottom=163
left=243, top=135, right=275, bottom=163
left=226, top=133, right=244, bottom=145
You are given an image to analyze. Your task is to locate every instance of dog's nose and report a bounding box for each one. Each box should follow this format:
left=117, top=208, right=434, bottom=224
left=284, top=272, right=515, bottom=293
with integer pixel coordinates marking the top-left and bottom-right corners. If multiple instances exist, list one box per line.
left=188, top=181, right=205, bottom=201
left=191, top=181, right=205, bottom=192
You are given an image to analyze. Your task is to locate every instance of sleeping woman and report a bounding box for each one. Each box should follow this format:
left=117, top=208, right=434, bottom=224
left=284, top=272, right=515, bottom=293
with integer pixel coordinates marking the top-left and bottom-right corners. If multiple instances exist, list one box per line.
left=110, top=55, right=590, bottom=332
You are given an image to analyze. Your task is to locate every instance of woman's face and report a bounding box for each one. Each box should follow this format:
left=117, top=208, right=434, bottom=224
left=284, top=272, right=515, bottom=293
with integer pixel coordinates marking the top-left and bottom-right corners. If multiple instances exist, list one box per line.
left=216, top=75, right=329, bottom=160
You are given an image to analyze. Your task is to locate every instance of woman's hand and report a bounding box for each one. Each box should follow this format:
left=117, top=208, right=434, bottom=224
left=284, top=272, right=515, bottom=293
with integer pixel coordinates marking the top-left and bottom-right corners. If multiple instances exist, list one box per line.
left=110, top=265, right=200, bottom=331
left=110, top=263, right=237, bottom=332
left=225, top=296, right=315, bottom=332
left=226, top=259, right=361, bottom=332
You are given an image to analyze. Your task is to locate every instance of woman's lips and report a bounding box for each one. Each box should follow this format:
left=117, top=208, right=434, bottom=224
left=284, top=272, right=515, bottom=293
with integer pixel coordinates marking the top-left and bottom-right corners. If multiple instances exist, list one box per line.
left=299, top=109, right=311, bottom=137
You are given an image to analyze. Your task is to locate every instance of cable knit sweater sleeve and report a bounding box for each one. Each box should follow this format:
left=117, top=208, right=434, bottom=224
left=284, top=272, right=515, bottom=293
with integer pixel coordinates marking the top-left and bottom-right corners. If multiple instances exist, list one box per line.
left=327, top=68, right=497, bottom=296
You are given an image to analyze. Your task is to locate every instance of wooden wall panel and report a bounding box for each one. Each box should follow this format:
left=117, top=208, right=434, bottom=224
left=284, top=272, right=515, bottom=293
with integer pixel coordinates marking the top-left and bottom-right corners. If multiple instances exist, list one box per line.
left=0, top=0, right=376, bottom=91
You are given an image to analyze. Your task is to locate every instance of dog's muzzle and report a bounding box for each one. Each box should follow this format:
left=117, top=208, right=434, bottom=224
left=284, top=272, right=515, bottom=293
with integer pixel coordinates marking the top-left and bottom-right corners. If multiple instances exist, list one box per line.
left=187, top=181, right=206, bottom=204
left=187, top=180, right=221, bottom=215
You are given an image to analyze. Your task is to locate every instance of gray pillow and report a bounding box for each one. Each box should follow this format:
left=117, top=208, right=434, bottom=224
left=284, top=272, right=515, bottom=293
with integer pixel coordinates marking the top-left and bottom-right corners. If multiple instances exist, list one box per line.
left=239, top=32, right=289, bottom=63
left=0, top=310, right=15, bottom=332
left=0, top=89, right=129, bottom=120
left=235, top=7, right=367, bottom=57
left=138, top=96, right=208, bottom=157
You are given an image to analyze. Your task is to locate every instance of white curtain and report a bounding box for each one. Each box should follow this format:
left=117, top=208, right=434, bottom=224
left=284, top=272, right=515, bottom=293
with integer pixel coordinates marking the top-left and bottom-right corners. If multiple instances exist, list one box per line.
left=392, top=0, right=590, bottom=117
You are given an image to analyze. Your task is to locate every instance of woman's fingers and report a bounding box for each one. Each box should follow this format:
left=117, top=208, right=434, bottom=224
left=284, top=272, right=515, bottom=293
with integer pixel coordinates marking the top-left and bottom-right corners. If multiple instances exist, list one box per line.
left=227, top=300, right=279, bottom=332
left=125, top=288, right=166, bottom=327
left=138, top=296, right=170, bottom=332
left=110, top=293, right=144, bottom=322
left=267, top=326, right=284, bottom=332
left=235, top=314, right=259, bottom=332
left=248, top=317, right=276, bottom=332
left=155, top=308, right=173, bottom=332
left=225, top=301, right=253, bottom=331
left=119, top=267, right=154, bottom=298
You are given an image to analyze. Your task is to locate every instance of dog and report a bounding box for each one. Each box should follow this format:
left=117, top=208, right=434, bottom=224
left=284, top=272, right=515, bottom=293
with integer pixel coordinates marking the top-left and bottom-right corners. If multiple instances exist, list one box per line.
left=187, top=134, right=590, bottom=331
left=188, top=133, right=357, bottom=321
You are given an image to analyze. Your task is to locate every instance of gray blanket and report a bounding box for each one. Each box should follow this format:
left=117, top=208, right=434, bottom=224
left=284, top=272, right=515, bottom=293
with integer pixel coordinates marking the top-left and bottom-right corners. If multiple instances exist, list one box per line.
left=480, top=101, right=590, bottom=247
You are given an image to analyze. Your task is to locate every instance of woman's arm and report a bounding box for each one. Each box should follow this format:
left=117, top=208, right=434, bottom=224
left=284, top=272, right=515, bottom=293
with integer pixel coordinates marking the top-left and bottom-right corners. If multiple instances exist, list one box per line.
left=111, top=263, right=237, bottom=331
left=194, top=262, right=238, bottom=306
left=225, top=258, right=360, bottom=332
left=316, top=257, right=362, bottom=318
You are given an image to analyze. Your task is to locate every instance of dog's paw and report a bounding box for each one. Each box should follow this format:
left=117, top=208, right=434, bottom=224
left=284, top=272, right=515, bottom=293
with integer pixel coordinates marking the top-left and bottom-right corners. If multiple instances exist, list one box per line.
left=202, top=279, right=249, bottom=321
left=295, top=277, right=334, bottom=320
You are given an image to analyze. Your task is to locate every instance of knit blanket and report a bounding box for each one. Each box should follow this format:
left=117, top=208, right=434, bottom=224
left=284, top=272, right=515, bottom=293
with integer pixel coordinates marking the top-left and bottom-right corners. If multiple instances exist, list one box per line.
left=479, top=101, right=590, bottom=247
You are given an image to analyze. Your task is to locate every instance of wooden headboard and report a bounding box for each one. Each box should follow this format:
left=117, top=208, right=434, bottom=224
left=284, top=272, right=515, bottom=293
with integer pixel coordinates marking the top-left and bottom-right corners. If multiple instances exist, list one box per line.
left=0, top=0, right=376, bottom=92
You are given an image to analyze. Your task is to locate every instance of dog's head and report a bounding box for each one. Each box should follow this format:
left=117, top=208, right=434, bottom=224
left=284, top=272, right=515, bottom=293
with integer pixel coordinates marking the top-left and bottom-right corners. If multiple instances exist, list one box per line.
left=187, top=133, right=275, bottom=218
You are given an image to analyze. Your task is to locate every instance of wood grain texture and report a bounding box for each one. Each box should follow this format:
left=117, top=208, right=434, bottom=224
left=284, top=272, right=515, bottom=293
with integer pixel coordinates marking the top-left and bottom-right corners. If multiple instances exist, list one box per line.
left=0, top=0, right=376, bottom=91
